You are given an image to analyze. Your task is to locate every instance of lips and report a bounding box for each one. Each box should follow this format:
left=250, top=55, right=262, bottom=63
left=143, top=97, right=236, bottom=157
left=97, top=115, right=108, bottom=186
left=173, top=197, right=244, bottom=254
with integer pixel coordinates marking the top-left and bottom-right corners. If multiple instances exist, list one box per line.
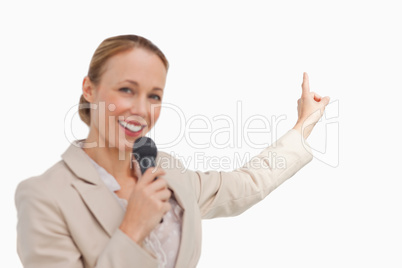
left=118, top=120, right=146, bottom=133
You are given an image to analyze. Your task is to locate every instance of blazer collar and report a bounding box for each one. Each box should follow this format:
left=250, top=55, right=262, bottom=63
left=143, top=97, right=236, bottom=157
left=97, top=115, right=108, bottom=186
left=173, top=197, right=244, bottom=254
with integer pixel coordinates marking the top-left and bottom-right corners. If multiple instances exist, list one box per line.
left=62, top=139, right=101, bottom=185
left=62, top=140, right=125, bottom=237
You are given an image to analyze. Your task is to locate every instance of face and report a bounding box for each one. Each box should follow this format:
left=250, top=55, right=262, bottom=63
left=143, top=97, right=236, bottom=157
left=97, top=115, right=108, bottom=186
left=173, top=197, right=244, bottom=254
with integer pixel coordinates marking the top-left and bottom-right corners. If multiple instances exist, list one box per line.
left=83, top=48, right=167, bottom=152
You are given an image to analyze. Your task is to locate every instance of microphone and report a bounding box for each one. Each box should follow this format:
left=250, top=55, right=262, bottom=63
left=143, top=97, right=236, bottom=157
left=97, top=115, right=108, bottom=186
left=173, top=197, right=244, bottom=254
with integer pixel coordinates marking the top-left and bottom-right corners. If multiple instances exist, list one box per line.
left=132, top=136, right=158, bottom=175
left=132, top=136, right=164, bottom=223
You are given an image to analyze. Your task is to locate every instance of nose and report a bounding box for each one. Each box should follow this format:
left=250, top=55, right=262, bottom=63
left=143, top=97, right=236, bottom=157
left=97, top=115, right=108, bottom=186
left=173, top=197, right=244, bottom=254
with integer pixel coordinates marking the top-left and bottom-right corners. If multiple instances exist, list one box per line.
left=130, top=94, right=148, bottom=119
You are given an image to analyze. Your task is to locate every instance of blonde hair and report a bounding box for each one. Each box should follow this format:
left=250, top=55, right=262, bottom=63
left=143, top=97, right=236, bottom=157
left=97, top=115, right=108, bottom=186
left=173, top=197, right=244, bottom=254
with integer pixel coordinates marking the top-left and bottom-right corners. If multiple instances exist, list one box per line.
left=79, top=35, right=169, bottom=126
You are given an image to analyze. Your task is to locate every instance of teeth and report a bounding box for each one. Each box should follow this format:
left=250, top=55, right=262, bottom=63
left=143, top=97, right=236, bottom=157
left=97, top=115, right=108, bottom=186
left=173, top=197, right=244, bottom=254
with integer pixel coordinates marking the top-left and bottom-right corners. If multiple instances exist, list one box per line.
left=119, top=121, right=143, bottom=132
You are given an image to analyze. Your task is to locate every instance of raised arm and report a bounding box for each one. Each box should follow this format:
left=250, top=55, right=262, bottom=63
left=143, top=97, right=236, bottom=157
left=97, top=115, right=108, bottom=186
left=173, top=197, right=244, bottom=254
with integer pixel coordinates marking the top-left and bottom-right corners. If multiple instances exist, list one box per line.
left=187, top=129, right=313, bottom=219
left=186, top=73, right=329, bottom=219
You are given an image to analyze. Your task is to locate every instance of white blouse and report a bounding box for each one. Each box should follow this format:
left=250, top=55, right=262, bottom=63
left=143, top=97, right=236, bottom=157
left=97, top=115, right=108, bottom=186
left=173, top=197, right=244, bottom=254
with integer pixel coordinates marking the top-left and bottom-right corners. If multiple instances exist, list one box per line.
left=80, top=144, right=183, bottom=268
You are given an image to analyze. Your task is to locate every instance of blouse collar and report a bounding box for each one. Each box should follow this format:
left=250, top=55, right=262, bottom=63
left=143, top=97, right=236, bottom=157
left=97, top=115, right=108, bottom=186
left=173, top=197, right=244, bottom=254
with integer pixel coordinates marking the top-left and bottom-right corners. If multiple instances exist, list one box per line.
left=76, top=140, right=121, bottom=193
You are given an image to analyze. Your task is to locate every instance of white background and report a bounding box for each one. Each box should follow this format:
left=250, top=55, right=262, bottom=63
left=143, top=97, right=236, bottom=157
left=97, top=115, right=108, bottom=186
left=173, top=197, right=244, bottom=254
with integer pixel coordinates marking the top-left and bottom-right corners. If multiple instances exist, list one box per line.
left=1, top=0, right=401, bottom=267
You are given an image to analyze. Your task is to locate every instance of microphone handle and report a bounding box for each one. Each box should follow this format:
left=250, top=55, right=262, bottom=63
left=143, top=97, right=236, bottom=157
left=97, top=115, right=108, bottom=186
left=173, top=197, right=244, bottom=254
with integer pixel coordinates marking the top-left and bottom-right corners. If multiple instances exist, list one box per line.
left=142, top=157, right=164, bottom=223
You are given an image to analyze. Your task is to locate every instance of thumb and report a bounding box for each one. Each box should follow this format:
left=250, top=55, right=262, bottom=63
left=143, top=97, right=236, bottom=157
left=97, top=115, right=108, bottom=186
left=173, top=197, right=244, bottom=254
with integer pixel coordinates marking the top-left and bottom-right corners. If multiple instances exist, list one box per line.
left=130, top=157, right=142, bottom=181
left=321, top=96, right=330, bottom=107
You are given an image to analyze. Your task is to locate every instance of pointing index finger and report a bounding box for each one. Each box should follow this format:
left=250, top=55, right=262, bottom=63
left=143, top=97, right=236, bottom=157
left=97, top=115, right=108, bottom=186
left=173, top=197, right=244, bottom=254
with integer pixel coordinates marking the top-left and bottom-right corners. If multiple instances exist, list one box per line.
left=302, top=72, right=310, bottom=96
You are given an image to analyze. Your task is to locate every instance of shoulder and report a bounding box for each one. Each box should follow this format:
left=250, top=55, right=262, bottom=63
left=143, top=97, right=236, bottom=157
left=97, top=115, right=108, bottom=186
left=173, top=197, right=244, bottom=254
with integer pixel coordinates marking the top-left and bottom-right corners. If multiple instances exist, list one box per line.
left=15, top=160, right=77, bottom=206
left=17, top=160, right=75, bottom=189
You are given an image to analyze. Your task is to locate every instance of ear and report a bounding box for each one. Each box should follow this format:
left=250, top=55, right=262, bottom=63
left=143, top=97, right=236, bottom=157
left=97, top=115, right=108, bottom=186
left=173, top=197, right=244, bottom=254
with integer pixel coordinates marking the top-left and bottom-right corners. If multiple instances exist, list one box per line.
left=82, top=76, right=96, bottom=102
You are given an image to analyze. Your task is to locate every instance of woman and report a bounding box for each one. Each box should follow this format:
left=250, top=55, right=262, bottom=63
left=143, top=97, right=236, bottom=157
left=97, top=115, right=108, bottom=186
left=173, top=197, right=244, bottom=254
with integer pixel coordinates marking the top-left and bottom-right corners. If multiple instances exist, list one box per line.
left=15, top=34, right=330, bottom=268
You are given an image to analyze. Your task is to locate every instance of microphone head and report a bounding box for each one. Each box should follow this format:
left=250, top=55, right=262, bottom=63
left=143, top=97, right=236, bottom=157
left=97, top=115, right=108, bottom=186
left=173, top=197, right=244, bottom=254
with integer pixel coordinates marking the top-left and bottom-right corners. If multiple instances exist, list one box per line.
left=132, top=137, right=158, bottom=174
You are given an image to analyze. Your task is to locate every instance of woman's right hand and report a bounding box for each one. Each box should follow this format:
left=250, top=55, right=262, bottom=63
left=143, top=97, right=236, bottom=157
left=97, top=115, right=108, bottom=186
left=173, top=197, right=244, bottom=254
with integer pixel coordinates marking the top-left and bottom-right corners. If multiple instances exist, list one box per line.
left=293, top=72, right=330, bottom=140
left=119, top=161, right=171, bottom=245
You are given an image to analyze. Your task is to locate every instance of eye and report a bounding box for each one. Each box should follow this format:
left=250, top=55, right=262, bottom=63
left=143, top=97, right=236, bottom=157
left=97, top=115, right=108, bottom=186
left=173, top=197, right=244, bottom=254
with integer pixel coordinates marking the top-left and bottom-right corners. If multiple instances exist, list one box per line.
left=119, top=87, right=133, bottom=94
left=149, top=94, right=161, bottom=101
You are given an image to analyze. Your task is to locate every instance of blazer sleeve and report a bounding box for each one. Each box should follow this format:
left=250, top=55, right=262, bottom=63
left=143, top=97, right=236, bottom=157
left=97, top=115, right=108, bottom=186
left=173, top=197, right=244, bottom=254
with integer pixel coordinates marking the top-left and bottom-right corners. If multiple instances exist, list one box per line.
left=15, top=178, right=159, bottom=268
left=185, top=129, right=314, bottom=219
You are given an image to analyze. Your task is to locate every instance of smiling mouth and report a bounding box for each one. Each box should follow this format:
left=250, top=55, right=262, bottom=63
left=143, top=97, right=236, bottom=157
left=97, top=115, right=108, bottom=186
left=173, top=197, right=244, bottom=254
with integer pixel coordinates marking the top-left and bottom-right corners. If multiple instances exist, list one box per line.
left=118, top=120, right=146, bottom=133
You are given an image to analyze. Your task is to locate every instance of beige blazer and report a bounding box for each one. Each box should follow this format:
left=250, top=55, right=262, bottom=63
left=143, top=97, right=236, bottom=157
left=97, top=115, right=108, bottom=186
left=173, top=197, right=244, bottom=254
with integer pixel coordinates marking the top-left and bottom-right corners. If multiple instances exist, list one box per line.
left=15, top=129, right=313, bottom=268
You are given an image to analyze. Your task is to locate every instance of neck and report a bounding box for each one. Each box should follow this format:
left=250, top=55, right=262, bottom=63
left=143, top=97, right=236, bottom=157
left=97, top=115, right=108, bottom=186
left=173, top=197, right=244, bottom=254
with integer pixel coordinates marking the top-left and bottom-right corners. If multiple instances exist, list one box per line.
left=82, top=132, right=133, bottom=181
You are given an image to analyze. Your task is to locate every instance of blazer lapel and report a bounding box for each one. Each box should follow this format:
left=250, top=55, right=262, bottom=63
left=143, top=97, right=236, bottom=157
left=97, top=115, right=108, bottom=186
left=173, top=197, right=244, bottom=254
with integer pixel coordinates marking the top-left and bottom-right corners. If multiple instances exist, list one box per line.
left=160, top=155, right=200, bottom=268
left=62, top=140, right=125, bottom=237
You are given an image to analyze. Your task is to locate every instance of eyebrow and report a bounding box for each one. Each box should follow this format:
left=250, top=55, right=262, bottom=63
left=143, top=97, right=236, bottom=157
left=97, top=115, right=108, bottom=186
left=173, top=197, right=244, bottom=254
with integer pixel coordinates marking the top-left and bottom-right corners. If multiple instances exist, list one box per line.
left=124, top=79, right=163, bottom=92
